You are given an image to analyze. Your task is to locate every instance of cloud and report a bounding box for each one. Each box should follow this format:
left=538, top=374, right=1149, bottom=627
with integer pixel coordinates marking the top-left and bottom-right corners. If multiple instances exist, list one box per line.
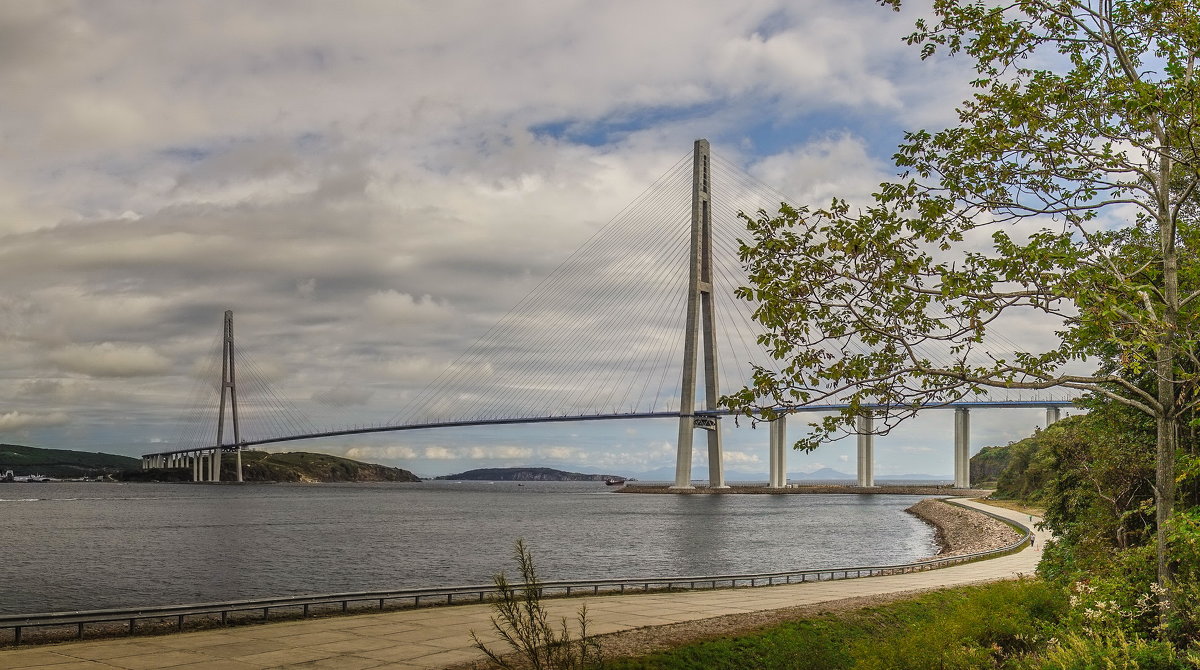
left=312, top=385, right=372, bottom=408
left=468, top=446, right=533, bottom=460
left=722, top=450, right=761, bottom=464
left=47, top=343, right=171, bottom=377
left=364, top=291, right=454, bottom=324
left=423, top=446, right=458, bottom=460
left=0, top=411, right=70, bottom=431
left=0, top=1, right=1050, bottom=479
left=344, top=445, right=417, bottom=460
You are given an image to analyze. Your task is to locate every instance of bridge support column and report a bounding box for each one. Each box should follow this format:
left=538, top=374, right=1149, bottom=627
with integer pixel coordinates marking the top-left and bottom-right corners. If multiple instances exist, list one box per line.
left=236, top=448, right=243, bottom=482
left=192, top=453, right=199, bottom=482
left=954, top=407, right=970, bottom=489
left=1046, top=406, right=1061, bottom=427
left=857, top=413, right=875, bottom=487
left=211, top=449, right=221, bottom=482
left=768, top=416, right=787, bottom=488
left=672, top=139, right=726, bottom=490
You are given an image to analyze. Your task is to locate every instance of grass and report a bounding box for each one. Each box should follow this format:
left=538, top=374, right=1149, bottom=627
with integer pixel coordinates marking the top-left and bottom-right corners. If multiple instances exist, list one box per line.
left=975, top=497, right=1046, bottom=518
left=601, top=579, right=1066, bottom=670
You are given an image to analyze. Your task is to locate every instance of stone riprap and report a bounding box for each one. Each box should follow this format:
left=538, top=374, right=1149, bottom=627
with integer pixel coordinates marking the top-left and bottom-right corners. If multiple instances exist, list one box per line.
left=907, top=498, right=1023, bottom=558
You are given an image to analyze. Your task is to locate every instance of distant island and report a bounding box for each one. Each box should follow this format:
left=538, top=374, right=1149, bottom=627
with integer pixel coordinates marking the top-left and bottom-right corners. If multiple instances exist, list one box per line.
left=435, top=467, right=624, bottom=482
left=0, top=443, right=139, bottom=479
left=1, top=443, right=420, bottom=484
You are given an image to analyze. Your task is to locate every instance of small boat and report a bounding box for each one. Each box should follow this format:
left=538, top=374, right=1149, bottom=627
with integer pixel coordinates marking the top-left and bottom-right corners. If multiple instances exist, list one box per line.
left=604, top=478, right=626, bottom=486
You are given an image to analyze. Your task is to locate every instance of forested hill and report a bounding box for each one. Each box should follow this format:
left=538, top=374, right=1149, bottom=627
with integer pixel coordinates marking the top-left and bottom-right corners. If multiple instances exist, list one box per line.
left=435, top=467, right=621, bottom=481
left=126, top=450, right=421, bottom=483
left=969, top=418, right=1075, bottom=501
left=0, top=444, right=139, bottom=478
left=234, top=451, right=421, bottom=483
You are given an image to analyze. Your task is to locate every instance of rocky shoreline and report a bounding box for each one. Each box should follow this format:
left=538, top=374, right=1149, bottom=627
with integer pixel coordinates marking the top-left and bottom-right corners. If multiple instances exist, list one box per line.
left=906, top=498, right=1022, bottom=558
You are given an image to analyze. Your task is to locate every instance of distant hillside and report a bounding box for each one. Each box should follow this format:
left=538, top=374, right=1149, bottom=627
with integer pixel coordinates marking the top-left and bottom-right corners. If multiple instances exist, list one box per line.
left=436, top=467, right=621, bottom=482
left=234, top=451, right=421, bottom=483
left=0, top=444, right=139, bottom=478
left=970, top=445, right=1012, bottom=486
left=969, top=419, right=1080, bottom=501
left=124, top=450, right=420, bottom=483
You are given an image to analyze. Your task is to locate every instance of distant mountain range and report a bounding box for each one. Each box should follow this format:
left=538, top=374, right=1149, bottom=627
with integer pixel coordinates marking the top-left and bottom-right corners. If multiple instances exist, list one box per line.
left=435, top=467, right=623, bottom=482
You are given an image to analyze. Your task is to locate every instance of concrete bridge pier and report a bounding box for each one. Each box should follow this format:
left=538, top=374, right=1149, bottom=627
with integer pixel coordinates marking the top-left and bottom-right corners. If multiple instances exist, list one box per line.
left=1046, top=406, right=1061, bottom=426
left=954, top=407, right=970, bottom=489
left=856, top=413, right=875, bottom=487
left=768, top=416, right=787, bottom=488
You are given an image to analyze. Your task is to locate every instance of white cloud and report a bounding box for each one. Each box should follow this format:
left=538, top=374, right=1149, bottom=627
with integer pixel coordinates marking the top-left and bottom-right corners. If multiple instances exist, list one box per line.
left=423, top=446, right=458, bottom=460
left=0, top=411, right=70, bottom=432
left=364, top=291, right=454, bottom=324
left=344, top=445, right=417, bottom=460
left=47, top=343, right=171, bottom=377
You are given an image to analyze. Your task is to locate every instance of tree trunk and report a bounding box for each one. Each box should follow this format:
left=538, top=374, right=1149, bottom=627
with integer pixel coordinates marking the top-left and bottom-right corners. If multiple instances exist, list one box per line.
left=1155, top=134, right=1179, bottom=625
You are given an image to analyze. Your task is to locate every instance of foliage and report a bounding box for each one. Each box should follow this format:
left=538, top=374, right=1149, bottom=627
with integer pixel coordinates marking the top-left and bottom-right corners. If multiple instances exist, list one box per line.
left=603, top=580, right=1064, bottom=670
left=725, top=0, right=1200, bottom=602
left=986, top=424, right=1062, bottom=502
left=1167, top=506, right=1200, bottom=639
left=1036, top=406, right=1157, bottom=572
left=471, top=539, right=602, bottom=670
left=1028, top=630, right=1197, bottom=670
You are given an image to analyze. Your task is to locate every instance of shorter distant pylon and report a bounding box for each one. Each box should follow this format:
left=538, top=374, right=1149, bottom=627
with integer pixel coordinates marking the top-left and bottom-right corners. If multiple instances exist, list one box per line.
left=215, top=310, right=243, bottom=483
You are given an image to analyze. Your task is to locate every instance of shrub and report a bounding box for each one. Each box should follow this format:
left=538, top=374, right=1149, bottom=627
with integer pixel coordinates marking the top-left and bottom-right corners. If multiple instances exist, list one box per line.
left=1026, top=630, right=1195, bottom=670
left=471, top=539, right=602, bottom=670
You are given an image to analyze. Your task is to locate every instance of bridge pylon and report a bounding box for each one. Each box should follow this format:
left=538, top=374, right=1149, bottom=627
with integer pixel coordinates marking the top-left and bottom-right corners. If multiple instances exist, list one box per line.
left=672, top=139, right=726, bottom=489
left=215, top=309, right=243, bottom=483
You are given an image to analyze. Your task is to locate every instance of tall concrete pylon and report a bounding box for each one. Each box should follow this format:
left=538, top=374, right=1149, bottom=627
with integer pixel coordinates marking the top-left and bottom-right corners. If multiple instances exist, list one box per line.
left=954, top=407, right=970, bottom=489
left=672, top=139, right=726, bottom=489
left=215, top=310, right=244, bottom=483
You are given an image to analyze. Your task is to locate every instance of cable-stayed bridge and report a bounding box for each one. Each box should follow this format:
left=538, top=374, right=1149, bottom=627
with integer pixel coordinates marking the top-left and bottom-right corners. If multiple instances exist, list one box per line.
left=142, top=140, right=1074, bottom=488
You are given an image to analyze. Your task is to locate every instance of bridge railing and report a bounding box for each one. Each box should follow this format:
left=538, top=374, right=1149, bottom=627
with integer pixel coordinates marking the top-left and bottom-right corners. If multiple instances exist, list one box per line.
left=1, top=503, right=1030, bottom=646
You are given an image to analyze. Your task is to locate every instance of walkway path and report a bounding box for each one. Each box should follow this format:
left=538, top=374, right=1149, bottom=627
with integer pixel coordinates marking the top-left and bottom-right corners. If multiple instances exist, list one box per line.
left=1, top=500, right=1045, bottom=670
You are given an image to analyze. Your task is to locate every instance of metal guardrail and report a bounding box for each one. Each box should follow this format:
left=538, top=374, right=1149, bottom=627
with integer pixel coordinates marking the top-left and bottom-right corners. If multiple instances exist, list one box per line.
left=0, top=503, right=1031, bottom=646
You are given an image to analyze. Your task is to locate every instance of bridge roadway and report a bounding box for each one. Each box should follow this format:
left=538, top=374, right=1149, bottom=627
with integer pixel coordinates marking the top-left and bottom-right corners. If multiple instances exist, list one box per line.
left=143, top=400, right=1074, bottom=488
left=2, top=499, right=1045, bottom=670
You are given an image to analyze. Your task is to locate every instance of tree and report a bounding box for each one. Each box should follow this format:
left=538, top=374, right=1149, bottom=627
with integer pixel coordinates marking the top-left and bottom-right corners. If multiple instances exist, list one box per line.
left=726, top=0, right=1200, bottom=614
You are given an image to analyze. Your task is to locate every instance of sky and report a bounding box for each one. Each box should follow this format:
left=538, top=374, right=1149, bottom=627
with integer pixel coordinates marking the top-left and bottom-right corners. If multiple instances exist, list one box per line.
left=0, top=1, right=1080, bottom=479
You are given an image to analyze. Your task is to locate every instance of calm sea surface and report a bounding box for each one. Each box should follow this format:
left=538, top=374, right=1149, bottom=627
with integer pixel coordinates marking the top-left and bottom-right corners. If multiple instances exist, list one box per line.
left=0, top=481, right=938, bottom=615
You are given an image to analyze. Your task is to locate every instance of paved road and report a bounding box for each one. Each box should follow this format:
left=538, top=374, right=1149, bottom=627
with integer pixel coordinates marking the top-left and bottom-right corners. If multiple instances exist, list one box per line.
left=0, top=499, right=1045, bottom=670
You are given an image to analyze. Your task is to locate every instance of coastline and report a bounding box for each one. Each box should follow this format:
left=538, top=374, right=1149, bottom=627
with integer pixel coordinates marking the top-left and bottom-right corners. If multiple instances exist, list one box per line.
left=617, top=483, right=994, bottom=496
left=906, top=498, right=1021, bottom=558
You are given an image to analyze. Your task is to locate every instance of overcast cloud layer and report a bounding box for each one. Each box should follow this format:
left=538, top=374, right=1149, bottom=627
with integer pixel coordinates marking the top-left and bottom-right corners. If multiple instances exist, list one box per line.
left=0, top=1, right=1074, bottom=478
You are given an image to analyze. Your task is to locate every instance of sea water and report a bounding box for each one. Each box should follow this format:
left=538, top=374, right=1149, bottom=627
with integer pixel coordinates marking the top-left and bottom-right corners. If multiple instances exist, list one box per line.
left=0, top=481, right=937, bottom=614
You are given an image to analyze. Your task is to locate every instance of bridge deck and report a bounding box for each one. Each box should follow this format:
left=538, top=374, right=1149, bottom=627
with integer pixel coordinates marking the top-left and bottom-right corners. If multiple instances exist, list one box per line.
left=0, top=499, right=1044, bottom=669
left=142, top=400, right=1076, bottom=457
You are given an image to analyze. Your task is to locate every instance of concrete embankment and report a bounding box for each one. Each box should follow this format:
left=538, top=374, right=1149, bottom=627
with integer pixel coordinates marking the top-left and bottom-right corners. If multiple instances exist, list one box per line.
left=906, top=498, right=1022, bottom=558
left=617, top=484, right=994, bottom=496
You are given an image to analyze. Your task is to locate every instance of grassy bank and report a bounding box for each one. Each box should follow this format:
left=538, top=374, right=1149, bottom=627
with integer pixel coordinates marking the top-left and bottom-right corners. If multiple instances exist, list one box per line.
left=594, top=580, right=1058, bottom=669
